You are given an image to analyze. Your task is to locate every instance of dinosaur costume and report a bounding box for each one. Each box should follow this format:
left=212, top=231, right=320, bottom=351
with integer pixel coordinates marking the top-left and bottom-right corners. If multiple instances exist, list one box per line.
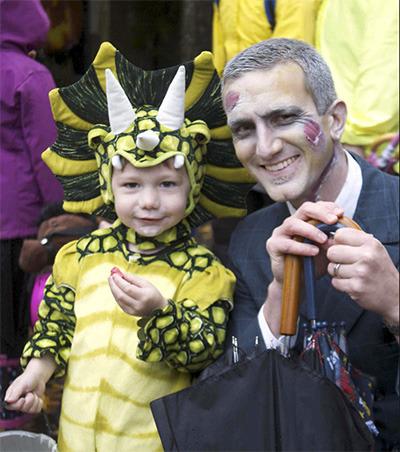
left=21, top=42, right=254, bottom=451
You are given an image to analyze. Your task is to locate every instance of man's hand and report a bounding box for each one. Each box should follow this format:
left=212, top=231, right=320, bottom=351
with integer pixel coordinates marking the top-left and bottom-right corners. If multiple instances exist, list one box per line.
left=109, top=270, right=168, bottom=317
left=266, top=201, right=344, bottom=285
left=327, top=228, right=399, bottom=326
left=263, top=201, right=344, bottom=337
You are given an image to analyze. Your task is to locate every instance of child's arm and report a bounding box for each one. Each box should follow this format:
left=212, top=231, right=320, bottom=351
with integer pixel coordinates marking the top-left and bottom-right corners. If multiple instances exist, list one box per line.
left=5, top=353, right=57, bottom=414
left=109, top=263, right=234, bottom=373
left=109, top=267, right=168, bottom=317
left=136, top=298, right=232, bottom=372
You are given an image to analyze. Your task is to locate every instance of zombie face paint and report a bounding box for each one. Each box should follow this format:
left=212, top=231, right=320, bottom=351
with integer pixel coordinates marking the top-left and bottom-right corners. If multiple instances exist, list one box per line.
left=225, top=91, right=240, bottom=112
left=307, top=148, right=337, bottom=202
left=304, top=120, right=322, bottom=146
left=224, top=64, right=336, bottom=207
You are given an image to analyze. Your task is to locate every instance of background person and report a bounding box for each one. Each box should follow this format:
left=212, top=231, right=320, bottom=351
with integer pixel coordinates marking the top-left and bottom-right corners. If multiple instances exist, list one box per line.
left=0, top=0, right=64, bottom=429
left=212, top=0, right=321, bottom=77
left=222, top=38, right=399, bottom=450
left=315, top=0, right=399, bottom=158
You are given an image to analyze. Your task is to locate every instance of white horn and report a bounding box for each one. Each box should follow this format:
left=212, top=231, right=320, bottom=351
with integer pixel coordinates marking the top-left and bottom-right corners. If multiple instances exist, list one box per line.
left=111, top=155, right=122, bottom=170
left=106, top=69, right=136, bottom=134
left=156, top=66, right=185, bottom=130
left=136, top=130, right=160, bottom=151
left=174, top=155, right=185, bottom=169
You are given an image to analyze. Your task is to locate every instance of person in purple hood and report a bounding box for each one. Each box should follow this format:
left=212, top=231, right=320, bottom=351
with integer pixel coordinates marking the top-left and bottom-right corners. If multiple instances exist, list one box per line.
left=0, top=0, right=64, bottom=429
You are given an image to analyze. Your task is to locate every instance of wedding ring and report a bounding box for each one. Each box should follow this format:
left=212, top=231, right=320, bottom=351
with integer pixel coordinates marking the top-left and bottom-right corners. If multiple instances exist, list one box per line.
left=333, top=263, right=341, bottom=278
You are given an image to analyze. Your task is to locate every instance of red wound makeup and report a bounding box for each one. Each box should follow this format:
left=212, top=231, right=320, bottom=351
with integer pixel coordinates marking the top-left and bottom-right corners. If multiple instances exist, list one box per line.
left=225, top=91, right=240, bottom=112
left=304, top=120, right=322, bottom=146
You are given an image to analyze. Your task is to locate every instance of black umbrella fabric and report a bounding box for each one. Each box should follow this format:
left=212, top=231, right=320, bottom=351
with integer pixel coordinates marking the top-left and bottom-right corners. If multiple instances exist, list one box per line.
left=150, top=218, right=375, bottom=451
left=151, top=347, right=373, bottom=451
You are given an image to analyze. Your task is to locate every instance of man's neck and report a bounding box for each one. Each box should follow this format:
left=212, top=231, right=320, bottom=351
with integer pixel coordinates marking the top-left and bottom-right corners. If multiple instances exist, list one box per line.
left=317, top=144, right=348, bottom=202
left=292, top=144, right=348, bottom=209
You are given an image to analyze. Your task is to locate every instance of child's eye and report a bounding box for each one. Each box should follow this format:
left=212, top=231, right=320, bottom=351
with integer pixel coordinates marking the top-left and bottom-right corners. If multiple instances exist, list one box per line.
left=161, top=181, right=175, bottom=188
left=125, top=182, right=139, bottom=189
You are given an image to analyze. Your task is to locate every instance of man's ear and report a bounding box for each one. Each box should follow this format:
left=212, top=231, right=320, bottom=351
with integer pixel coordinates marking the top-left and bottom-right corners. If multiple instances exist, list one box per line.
left=326, top=99, right=347, bottom=141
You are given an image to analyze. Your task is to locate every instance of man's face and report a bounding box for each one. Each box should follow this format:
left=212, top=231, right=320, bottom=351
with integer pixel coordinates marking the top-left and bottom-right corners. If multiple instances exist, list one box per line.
left=223, top=63, right=335, bottom=207
left=111, top=160, right=190, bottom=237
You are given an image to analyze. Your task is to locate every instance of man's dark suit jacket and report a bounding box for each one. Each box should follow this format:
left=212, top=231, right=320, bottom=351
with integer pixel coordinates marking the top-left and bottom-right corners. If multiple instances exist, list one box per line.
left=228, top=153, right=399, bottom=449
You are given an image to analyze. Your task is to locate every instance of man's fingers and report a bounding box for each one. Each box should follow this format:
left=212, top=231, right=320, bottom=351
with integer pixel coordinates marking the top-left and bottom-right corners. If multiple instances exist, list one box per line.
left=267, top=237, right=320, bottom=257
left=333, top=228, right=373, bottom=246
left=327, top=245, right=358, bottom=265
left=294, top=201, right=344, bottom=223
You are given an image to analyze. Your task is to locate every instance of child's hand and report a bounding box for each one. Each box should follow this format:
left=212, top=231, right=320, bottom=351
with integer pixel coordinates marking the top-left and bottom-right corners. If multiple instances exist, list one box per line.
left=109, top=268, right=168, bottom=317
left=5, top=369, right=46, bottom=414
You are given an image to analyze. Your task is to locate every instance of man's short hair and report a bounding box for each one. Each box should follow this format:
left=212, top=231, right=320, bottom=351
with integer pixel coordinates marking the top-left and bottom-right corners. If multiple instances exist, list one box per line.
left=222, top=38, right=337, bottom=115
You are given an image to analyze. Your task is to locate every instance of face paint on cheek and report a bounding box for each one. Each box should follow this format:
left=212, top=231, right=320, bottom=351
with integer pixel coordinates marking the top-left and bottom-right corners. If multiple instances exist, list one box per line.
left=304, top=120, right=323, bottom=146
left=225, top=91, right=240, bottom=112
left=307, top=148, right=337, bottom=202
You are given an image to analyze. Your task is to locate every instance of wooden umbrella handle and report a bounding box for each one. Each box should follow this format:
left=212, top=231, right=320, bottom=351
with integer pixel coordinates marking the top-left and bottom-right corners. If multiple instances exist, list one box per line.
left=279, top=216, right=362, bottom=336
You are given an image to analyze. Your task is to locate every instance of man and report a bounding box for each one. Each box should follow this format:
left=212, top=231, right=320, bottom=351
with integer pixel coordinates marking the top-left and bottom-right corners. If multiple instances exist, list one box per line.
left=222, top=38, right=399, bottom=450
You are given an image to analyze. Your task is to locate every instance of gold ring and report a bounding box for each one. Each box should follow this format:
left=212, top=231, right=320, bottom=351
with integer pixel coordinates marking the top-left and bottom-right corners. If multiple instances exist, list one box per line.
left=333, top=263, right=341, bottom=278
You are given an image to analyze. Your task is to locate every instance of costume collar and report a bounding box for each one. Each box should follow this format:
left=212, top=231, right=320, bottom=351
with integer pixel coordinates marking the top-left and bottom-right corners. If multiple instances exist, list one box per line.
left=113, top=218, right=192, bottom=251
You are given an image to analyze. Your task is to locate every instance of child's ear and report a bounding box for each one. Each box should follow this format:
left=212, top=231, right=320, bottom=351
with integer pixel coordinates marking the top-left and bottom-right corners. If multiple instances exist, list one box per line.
left=88, top=127, right=109, bottom=148
left=186, top=121, right=211, bottom=145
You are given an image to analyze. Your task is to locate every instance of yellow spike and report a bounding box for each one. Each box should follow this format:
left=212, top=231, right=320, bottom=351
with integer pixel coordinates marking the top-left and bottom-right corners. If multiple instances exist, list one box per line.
left=199, top=194, right=247, bottom=218
left=42, top=149, right=98, bottom=176
left=206, top=164, right=255, bottom=183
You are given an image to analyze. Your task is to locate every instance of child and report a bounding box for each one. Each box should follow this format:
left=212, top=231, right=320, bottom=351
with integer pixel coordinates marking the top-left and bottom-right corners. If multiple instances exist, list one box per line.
left=5, top=43, right=254, bottom=451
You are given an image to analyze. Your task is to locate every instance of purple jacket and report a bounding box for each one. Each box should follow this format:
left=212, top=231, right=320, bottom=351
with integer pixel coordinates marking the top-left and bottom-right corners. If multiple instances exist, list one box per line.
left=0, top=0, right=64, bottom=240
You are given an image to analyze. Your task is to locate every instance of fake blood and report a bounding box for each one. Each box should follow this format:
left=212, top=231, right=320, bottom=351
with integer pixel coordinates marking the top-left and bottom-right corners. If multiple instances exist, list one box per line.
left=304, top=120, right=322, bottom=145
left=225, top=91, right=240, bottom=112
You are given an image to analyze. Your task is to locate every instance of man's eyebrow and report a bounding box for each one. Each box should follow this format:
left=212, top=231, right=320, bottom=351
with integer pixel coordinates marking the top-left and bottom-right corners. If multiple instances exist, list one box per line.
left=263, top=106, right=304, bottom=120
left=227, top=106, right=305, bottom=130
left=227, top=117, right=251, bottom=130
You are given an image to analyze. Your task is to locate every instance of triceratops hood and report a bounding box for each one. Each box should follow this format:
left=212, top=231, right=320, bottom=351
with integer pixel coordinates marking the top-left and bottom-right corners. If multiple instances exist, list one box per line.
left=42, top=42, right=254, bottom=228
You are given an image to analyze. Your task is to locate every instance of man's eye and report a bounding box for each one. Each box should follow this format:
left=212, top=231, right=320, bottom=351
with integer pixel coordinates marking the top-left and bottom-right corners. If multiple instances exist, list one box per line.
left=274, top=114, right=297, bottom=125
left=233, top=124, right=253, bottom=138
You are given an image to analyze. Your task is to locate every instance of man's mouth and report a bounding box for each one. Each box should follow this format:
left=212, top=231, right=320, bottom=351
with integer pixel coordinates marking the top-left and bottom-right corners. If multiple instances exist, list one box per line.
left=264, top=156, right=298, bottom=172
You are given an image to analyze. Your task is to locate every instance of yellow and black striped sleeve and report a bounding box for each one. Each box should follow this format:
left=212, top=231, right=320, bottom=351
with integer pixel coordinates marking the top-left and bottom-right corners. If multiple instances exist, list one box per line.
left=21, top=275, right=76, bottom=377
left=136, top=297, right=231, bottom=373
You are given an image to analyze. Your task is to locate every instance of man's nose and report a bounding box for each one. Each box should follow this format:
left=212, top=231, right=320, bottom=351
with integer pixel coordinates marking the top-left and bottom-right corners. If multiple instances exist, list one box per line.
left=139, top=187, right=160, bottom=209
left=255, top=125, right=283, bottom=159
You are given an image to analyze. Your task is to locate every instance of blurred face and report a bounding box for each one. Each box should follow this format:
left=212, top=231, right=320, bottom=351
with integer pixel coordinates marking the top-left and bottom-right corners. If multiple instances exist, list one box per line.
left=223, top=63, right=335, bottom=207
left=111, top=160, right=190, bottom=237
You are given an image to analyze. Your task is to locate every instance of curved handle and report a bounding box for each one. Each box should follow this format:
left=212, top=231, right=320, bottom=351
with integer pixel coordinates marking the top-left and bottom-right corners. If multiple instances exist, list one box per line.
left=279, top=216, right=362, bottom=336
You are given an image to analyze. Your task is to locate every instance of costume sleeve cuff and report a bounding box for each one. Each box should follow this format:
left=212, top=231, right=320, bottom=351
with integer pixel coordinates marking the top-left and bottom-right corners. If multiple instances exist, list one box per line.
left=257, top=306, right=298, bottom=351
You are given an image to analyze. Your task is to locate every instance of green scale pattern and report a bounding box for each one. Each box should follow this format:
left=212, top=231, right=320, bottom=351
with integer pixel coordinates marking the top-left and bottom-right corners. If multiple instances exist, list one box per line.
left=22, top=224, right=231, bottom=375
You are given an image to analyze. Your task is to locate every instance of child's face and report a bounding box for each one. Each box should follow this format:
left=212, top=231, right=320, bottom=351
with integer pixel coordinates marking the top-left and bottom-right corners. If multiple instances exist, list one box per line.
left=111, top=160, right=191, bottom=237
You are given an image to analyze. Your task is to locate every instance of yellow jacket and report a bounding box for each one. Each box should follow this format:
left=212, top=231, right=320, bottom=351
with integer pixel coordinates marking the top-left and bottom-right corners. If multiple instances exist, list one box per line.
left=316, top=0, right=399, bottom=148
left=22, top=221, right=235, bottom=451
left=212, top=0, right=321, bottom=76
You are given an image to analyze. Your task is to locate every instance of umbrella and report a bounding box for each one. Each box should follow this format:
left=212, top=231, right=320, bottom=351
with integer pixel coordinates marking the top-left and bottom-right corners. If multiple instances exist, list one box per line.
left=151, top=218, right=376, bottom=451
left=283, top=218, right=378, bottom=436
left=366, top=132, right=399, bottom=175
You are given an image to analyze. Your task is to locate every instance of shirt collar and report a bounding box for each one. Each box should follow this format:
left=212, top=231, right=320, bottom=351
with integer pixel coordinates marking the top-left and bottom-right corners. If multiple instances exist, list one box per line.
left=287, top=149, right=363, bottom=219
